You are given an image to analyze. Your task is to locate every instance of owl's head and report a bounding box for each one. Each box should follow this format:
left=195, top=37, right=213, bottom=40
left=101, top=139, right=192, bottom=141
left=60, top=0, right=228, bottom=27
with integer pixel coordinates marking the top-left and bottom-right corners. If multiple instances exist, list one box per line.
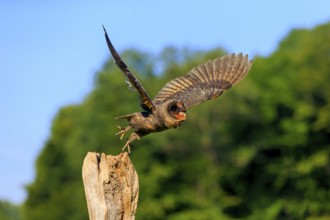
left=167, top=100, right=186, bottom=121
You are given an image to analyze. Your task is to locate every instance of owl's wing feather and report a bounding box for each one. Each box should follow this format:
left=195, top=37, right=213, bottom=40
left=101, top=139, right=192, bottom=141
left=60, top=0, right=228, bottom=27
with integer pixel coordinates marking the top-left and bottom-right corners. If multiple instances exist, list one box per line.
left=103, top=26, right=156, bottom=112
left=153, top=53, right=252, bottom=109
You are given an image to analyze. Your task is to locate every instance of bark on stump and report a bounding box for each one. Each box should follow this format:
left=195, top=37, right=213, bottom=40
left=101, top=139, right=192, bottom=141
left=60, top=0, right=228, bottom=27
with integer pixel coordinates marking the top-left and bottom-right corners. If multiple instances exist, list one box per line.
left=82, top=152, right=139, bottom=220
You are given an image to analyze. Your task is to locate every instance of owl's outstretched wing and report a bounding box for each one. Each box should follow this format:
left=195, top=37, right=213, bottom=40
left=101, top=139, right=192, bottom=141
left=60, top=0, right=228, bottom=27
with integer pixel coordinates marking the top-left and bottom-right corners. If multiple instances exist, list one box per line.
left=103, top=26, right=156, bottom=112
left=153, top=53, right=253, bottom=109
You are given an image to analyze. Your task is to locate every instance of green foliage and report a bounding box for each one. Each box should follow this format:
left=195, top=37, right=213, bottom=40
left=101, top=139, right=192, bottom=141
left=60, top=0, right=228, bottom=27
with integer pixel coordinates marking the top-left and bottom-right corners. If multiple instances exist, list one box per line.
left=0, top=200, right=21, bottom=220
left=23, top=22, right=330, bottom=219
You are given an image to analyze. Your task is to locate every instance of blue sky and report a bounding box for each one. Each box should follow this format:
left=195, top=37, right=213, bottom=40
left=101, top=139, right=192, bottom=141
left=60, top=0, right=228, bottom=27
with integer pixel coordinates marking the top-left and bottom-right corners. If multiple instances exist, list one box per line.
left=0, top=0, right=329, bottom=204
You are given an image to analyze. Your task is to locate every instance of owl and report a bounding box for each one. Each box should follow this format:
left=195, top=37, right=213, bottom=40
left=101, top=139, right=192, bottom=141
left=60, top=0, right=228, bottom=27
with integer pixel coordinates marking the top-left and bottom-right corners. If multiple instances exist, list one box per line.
left=103, top=26, right=253, bottom=152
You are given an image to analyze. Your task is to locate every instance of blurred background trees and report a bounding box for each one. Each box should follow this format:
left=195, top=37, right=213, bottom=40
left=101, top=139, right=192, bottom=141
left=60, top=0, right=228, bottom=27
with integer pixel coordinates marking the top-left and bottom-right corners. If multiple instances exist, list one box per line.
left=4, top=22, right=328, bottom=219
left=0, top=200, right=21, bottom=220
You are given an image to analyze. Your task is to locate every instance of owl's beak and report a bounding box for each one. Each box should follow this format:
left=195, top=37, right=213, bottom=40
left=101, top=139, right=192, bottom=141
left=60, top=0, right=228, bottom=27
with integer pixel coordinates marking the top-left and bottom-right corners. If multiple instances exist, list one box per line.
left=177, top=112, right=186, bottom=120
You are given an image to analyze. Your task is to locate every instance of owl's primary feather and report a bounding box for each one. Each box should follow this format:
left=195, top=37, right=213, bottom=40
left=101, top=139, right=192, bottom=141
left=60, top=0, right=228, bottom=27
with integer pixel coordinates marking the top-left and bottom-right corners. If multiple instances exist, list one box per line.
left=153, top=53, right=252, bottom=109
left=103, top=26, right=253, bottom=153
left=103, top=25, right=156, bottom=112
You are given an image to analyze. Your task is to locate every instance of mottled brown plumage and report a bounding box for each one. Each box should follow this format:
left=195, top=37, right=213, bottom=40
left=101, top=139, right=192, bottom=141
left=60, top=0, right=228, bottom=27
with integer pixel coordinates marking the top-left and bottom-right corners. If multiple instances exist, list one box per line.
left=103, top=26, right=253, bottom=152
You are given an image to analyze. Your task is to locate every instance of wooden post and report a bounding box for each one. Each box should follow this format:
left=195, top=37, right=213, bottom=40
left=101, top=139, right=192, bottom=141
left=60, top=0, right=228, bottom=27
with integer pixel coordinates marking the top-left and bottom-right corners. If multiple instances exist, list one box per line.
left=82, top=152, right=139, bottom=220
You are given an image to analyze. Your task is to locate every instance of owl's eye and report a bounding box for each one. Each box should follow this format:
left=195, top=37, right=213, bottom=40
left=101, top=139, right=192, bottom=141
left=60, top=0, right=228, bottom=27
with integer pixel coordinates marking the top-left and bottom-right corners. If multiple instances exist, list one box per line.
left=171, top=105, right=178, bottom=112
left=168, top=101, right=180, bottom=113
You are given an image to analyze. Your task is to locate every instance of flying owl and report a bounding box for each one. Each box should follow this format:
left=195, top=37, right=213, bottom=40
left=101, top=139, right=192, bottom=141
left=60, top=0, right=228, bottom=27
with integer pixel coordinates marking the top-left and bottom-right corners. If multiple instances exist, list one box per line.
left=103, top=26, right=253, bottom=153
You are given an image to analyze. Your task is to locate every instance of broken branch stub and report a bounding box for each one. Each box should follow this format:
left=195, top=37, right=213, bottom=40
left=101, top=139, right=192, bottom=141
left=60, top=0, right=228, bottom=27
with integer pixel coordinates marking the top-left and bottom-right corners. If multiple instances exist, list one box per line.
left=82, top=152, right=139, bottom=220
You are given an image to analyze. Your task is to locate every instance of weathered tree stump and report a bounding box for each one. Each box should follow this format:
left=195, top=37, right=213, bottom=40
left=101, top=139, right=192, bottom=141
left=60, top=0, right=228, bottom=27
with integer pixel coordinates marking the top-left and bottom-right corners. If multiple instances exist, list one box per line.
left=82, top=152, right=139, bottom=220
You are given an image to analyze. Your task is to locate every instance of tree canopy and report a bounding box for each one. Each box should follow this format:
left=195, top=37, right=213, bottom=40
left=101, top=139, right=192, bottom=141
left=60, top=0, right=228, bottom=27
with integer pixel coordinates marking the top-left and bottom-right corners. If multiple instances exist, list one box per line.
left=21, top=22, right=330, bottom=220
left=0, top=200, right=21, bottom=220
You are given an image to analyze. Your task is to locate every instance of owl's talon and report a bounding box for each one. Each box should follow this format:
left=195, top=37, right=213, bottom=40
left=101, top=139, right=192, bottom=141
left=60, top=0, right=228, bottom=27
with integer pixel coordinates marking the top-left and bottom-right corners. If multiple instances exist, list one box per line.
left=121, top=132, right=140, bottom=154
left=115, top=125, right=132, bottom=140
left=122, top=143, right=131, bottom=154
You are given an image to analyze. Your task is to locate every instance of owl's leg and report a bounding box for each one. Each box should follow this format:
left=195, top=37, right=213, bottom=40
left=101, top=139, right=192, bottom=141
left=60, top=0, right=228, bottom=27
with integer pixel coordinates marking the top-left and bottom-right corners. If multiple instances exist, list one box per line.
left=115, top=125, right=132, bottom=140
left=122, top=132, right=140, bottom=153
